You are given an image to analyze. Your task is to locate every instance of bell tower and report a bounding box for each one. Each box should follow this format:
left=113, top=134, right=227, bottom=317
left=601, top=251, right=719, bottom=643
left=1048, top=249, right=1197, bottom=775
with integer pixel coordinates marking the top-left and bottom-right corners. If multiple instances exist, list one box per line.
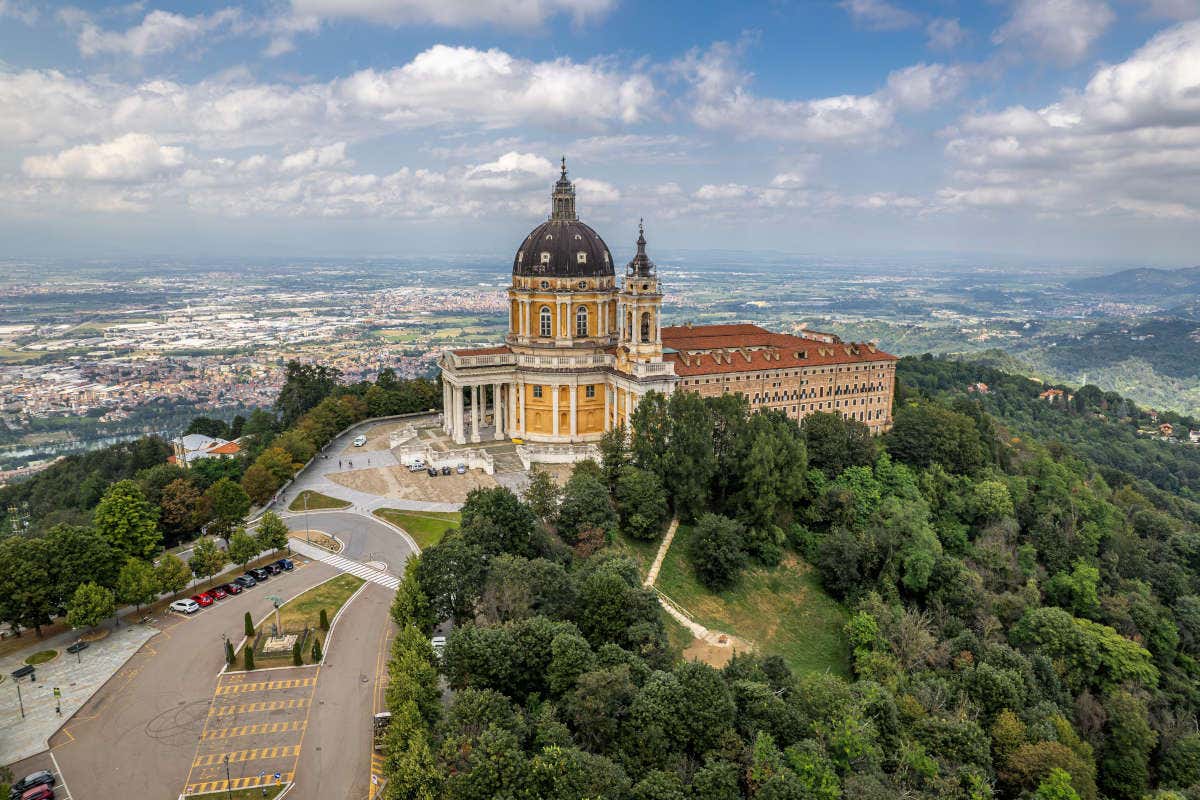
left=619, top=220, right=663, bottom=363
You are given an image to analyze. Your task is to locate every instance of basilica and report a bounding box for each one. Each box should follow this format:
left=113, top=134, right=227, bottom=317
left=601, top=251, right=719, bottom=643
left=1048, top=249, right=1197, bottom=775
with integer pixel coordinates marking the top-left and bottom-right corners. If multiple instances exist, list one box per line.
left=438, top=161, right=897, bottom=449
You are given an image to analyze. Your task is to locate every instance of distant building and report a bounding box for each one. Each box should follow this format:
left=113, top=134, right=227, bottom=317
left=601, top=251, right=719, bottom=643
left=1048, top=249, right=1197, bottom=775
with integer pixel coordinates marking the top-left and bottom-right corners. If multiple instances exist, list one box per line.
left=437, top=161, right=897, bottom=449
left=968, top=382, right=990, bottom=394
left=1039, top=388, right=1072, bottom=404
left=170, top=433, right=241, bottom=467
left=1190, top=429, right=1200, bottom=444
left=1160, top=422, right=1175, bottom=438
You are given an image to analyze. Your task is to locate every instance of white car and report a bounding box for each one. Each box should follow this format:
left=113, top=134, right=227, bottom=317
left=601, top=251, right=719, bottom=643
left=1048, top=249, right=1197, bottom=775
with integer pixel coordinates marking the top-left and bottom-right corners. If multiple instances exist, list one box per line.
left=170, top=598, right=200, bottom=614
left=431, top=635, right=447, bottom=656
left=408, top=459, right=426, bottom=472
left=456, top=464, right=467, bottom=474
left=353, top=434, right=367, bottom=447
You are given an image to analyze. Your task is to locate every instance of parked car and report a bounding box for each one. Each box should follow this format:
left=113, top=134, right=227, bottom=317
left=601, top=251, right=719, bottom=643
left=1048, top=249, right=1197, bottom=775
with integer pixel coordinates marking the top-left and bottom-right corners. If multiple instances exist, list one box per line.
left=9, top=770, right=54, bottom=800
left=208, top=587, right=227, bottom=600
left=265, top=562, right=283, bottom=575
left=353, top=434, right=367, bottom=447
left=275, top=558, right=294, bottom=571
left=427, top=466, right=438, bottom=477
left=221, top=582, right=242, bottom=595
left=192, top=593, right=213, bottom=608
left=431, top=635, right=447, bottom=656
left=170, top=599, right=200, bottom=614
left=234, top=574, right=257, bottom=589
left=440, top=465, right=452, bottom=476
left=19, top=786, right=53, bottom=800
left=456, top=463, right=467, bottom=474
left=408, top=461, right=425, bottom=472
left=249, top=567, right=270, bottom=581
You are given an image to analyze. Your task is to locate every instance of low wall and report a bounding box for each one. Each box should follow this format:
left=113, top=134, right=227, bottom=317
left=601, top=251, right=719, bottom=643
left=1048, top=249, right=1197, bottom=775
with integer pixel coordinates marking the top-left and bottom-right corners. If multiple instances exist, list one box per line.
left=515, top=443, right=601, bottom=470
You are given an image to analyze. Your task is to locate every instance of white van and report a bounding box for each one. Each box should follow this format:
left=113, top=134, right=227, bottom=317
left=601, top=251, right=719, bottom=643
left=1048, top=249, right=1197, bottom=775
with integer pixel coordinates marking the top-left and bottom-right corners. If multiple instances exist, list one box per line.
left=353, top=434, right=367, bottom=447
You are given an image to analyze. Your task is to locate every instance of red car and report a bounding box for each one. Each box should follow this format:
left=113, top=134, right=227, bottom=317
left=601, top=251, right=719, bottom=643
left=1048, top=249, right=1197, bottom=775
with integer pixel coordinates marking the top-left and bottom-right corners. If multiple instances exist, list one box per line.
left=192, top=593, right=213, bottom=608
left=208, top=587, right=227, bottom=601
left=21, top=786, right=54, bottom=800
left=221, top=582, right=242, bottom=595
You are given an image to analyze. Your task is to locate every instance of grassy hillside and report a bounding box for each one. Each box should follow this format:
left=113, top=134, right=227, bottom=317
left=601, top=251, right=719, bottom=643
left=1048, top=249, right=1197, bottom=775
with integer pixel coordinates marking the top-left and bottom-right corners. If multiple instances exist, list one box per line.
left=655, top=524, right=851, bottom=677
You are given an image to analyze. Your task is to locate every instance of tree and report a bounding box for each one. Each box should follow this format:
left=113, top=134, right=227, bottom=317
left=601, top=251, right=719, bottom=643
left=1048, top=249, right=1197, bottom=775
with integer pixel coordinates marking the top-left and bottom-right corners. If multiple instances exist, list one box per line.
left=135, top=463, right=189, bottom=507
left=392, top=557, right=435, bottom=632
left=598, top=424, right=628, bottom=491
left=292, top=639, right=302, bottom=666
left=460, top=487, right=539, bottom=557
left=66, top=582, right=115, bottom=630
left=319, top=608, right=329, bottom=630
left=1045, top=560, right=1101, bottom=619
left=45, top=523, right=122, bottom=607
left=240, top=463, right=280, bottom=507
left=245, top=611, right=254, bottom=637
left=0, top=535, right=55, bottom=636
left=225, top=638, right=235, bottom=664
left=275, top=361, right=341, bottom=428
left=522, top=468, right=561, bottom=524
left=186, top=416, right=231, bottom=439
left=256, top=511, right=290, bottom=552
left=886, top=402, right=989, bottom=474
left=156, top=553, right=191, bottom=597
left=687, top=513, right=747, bottom=590
left=1034, top=769, right=1081, bottom=800
left=244, top=646, right=255, bottom=670
left=93, top=479, right=161, bottom=559
left=663, top=390, right=717, bottom=519
left=1099, top=690, right=1156, bottom=800
left=416, top=532, right=487, bottom=625
left=205, top=478, right=250, bottom=540
left=115, top=558, right=159, bottom=611
left=556, top=472, right=617, bottom=544
left=227, top=528, right=260, bottom=568
left=615, top=466, right=669, bottom=541
left=158, top=478, right=203, bottom=543
left=801, top=411, right=878, bottom=476
left=630, top=391, right=670, bottom=479
left=311, top=637, right=322, bottom=662
left=189, top=538, right=227, bottom=583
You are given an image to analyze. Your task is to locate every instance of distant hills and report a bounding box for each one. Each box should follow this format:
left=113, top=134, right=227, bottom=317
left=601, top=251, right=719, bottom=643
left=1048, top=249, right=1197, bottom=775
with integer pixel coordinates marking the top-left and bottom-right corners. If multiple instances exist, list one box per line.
left=1069, top=265, right=1200, bottom=305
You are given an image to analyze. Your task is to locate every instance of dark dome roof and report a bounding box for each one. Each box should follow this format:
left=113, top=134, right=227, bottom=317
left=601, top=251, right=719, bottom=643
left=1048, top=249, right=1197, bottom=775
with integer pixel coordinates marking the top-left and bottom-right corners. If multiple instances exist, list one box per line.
left=514, top=219, right=613, bottom=278
left=513, top=157, right=614, bottom=279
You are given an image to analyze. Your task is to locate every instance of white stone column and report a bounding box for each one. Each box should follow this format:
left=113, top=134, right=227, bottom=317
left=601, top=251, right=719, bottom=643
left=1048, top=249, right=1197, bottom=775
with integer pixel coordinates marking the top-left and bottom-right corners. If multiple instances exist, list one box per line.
left=493, top=381, right=504, bottom=440
left=517, top=381, right=525, bottom=435
left=442, top=381, right=451, bottom=433
left=471, top=385, right=481, bottom=443
left=603, top=384, right=610, bottom=431
left=569, top=382, right=578, bottom=439
left=625, top=390, right=634, bottom=428
left=453, top=384, right=466, bottom=444
left=552, top=384, right=560, bottom=438
left=508, top=382, right=518, bottom=435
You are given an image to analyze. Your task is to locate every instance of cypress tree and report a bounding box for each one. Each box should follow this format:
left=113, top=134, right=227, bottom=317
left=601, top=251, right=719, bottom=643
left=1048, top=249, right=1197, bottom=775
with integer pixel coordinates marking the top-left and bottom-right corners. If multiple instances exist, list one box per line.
left=224, top=639, right=235, bottom=664
left=319, top=608, right=329, bottom=630
left=292, top=640, right=302, bottom=666
left=244, top=611, right=254, bottom=637
left=311, top=637, right=323, bottom=662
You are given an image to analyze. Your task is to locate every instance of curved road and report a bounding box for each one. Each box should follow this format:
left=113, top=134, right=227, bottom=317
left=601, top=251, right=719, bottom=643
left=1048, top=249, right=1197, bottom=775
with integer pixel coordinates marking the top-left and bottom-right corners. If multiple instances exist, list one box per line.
left=279, top=510, right=418, bottom=575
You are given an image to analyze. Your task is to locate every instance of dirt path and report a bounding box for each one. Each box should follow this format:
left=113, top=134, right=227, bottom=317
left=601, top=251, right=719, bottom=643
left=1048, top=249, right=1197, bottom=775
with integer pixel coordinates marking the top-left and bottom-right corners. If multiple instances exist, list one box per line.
left=643, top=518, right=679, bottom=588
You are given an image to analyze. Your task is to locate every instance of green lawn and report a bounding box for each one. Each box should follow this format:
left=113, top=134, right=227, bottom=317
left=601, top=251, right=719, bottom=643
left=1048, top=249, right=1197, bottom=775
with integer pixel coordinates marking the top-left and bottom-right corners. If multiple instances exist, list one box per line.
left=289, top=490, right=351, bottom=511
left=373, top=508, right=460, bottom=549
left=241, top=573, right=365, bottom=666
left=24, top=649, right=57, bottom=666
left=655, top=525, right=851, bottom=677
left=613, top=530, right=664, bottom=579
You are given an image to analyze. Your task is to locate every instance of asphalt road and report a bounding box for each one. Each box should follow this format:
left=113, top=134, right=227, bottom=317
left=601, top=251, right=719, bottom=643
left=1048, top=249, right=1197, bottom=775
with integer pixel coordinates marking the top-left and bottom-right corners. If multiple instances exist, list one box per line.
left=14, top=560, right=340, bottom=800
left=282, top=510, right=418, bottom=574
left=289, top=582, right=394, bottom=800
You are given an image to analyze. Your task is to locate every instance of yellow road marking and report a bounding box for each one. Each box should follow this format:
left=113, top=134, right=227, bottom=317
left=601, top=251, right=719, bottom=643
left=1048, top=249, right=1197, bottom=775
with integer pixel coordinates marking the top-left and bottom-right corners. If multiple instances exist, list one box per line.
left=201, top=720, right=307, bottom=740
left=369, top=603, right=392, bottom=800
left=192, top=745, right=301, bottom=767
left=214, top=677, right=316, bottom=696
left=185, top=771, right=294, bottom=794
left=209, top=698, right=308, bottom=717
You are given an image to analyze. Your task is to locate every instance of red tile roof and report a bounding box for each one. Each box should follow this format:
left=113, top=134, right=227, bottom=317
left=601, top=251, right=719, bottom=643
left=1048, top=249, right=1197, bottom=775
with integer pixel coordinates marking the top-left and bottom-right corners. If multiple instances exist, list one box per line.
left=207, top=441, right=241, bottom=455
left=662, top=324, right=895, bottom=377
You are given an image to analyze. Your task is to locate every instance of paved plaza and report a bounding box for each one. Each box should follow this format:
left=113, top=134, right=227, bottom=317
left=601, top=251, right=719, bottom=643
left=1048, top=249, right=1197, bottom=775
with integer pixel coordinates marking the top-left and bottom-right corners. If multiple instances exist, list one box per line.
left=1, top=621, right=158, bottom=765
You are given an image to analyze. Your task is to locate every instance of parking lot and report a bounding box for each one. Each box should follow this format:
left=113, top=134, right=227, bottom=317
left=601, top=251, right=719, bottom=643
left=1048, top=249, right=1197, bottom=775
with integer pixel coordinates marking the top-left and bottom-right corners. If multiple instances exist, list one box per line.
left=182, top=666, right=319, bottom=794
left=29, top=560, right=340, bottom=800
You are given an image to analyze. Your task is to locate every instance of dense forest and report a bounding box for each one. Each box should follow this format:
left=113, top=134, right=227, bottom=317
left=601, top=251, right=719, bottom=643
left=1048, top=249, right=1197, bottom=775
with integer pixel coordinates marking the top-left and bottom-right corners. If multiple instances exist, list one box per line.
left=384, top=356, right=1200, bottom=800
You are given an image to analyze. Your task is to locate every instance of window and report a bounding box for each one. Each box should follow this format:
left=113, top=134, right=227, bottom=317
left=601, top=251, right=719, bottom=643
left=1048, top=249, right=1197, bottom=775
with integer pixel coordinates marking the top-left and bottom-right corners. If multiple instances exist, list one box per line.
left=577, top=252, right=587, bottom=264
left=640, top=311, right=651, bottom=343
left=539, top=306, right=552, bottom=337
left=532, top=385, right=543, bottom=398
left=576, top=305, right=589, bottom=337
left=585, top=385, right=596, bottom=399
left=517, top=250, right=523, bottom=262
left=540, top=252, right=551, bottom=264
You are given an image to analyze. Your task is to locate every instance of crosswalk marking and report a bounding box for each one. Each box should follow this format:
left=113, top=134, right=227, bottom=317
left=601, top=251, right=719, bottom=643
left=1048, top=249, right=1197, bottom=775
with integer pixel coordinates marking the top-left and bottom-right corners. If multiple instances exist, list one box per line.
left=209, top=698, right=307, bottom=717
left=215, top=677, right=316, bottom=696
left=193, top=745, right=301, bottom=767
left=289, top=539, right=400, bottom=589
left=201, top=720, right=307, bottom=740
left=185, top=771, right=294, bottom=794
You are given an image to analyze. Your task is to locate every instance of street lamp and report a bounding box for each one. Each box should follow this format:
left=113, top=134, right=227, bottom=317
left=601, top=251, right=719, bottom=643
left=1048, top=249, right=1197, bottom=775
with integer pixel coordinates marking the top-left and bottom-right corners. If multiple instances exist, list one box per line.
left=303, top=490, right=310, bottom=545
left=223, top=754, right=232, bottom=800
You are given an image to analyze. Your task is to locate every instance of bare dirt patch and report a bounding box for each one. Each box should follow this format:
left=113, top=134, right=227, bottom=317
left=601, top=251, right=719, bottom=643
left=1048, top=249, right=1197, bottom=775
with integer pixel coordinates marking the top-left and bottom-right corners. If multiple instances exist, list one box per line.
left=339, top=420, right=418, bottom=454
left=328, top=464, right=498, bottom=503
left=681, top=631, right=755, bottom=669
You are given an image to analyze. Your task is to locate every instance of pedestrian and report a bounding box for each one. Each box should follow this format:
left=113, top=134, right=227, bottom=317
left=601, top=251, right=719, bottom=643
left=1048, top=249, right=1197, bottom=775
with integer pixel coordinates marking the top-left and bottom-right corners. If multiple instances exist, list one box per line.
left=339, top=460, right=342, bottom=468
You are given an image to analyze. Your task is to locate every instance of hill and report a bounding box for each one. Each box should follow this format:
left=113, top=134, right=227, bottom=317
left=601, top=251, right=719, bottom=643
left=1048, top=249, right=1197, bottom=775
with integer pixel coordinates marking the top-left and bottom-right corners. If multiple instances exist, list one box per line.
left=1069, top=265, right=1200, bottom=303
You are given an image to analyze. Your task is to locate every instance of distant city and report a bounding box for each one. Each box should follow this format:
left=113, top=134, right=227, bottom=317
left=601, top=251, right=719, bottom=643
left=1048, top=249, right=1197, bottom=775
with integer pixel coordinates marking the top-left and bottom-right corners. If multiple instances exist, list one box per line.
left=2, top=255, right=1198, bottom=476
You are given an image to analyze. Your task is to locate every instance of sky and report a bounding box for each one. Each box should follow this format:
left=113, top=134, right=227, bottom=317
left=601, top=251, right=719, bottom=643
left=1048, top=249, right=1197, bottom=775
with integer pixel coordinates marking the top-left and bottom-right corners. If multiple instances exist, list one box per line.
left=2, top=0, right=1200, bottom=267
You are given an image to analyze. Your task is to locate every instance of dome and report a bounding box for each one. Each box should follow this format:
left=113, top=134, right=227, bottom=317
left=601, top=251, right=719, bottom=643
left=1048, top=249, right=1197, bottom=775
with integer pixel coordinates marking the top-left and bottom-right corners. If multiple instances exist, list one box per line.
left=513, top=158, right=614, bottom=279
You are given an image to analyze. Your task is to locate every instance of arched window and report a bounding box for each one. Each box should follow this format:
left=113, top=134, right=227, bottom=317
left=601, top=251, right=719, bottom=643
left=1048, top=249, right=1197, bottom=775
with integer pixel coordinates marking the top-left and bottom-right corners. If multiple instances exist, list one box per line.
left=539, top=306, right=552, bottom=337
left=640, top=311, right=651, bottom=343
left=626, top=311, right=632, bottom=338
left=576, top=305, right=589, bottom=337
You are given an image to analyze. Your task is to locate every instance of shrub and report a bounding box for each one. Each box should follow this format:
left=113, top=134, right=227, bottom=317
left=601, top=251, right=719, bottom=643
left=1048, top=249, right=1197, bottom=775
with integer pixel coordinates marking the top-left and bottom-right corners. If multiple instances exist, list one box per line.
left=687, top=513, right=747, bottom=590
left=311, top=637, right=323, bottom=662
left=244, top=611, right=254, bottom=637
left=319, top=608, right=329, bottom=630
left=292, top=640, right=302, bottom=666
left=225, top=639, right=235, bottom=664
left=244, top=646, right=255, bottom=671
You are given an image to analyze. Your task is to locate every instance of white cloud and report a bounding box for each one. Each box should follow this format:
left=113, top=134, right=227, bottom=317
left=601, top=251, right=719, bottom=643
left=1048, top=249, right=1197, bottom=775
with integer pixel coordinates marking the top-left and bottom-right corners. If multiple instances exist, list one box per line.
left=464, top=151, right=556, bottom=189
left=0, top=45, right=655, bottom=149
left=573, top=177, right=620, bottom=203
left=838, top=0, right=919, bottom=30
left=280, top=142, right=350, bottom=173
left=679, top=43, right=965, bottom=143
left=22, top=133, right=186, bottom=181
left=289, top=0, right=615, bottom=27
left=944, top=20, right=1200, bottom=220
left=0, top=0, right=38, bottom=24
left=1140, top=0, right=1200, bottom=19
left=73, top=8, right=243, bottom=58
left=992, top=0, right=1115, bottom=66
left=926, top=18, right=966, bottom=51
